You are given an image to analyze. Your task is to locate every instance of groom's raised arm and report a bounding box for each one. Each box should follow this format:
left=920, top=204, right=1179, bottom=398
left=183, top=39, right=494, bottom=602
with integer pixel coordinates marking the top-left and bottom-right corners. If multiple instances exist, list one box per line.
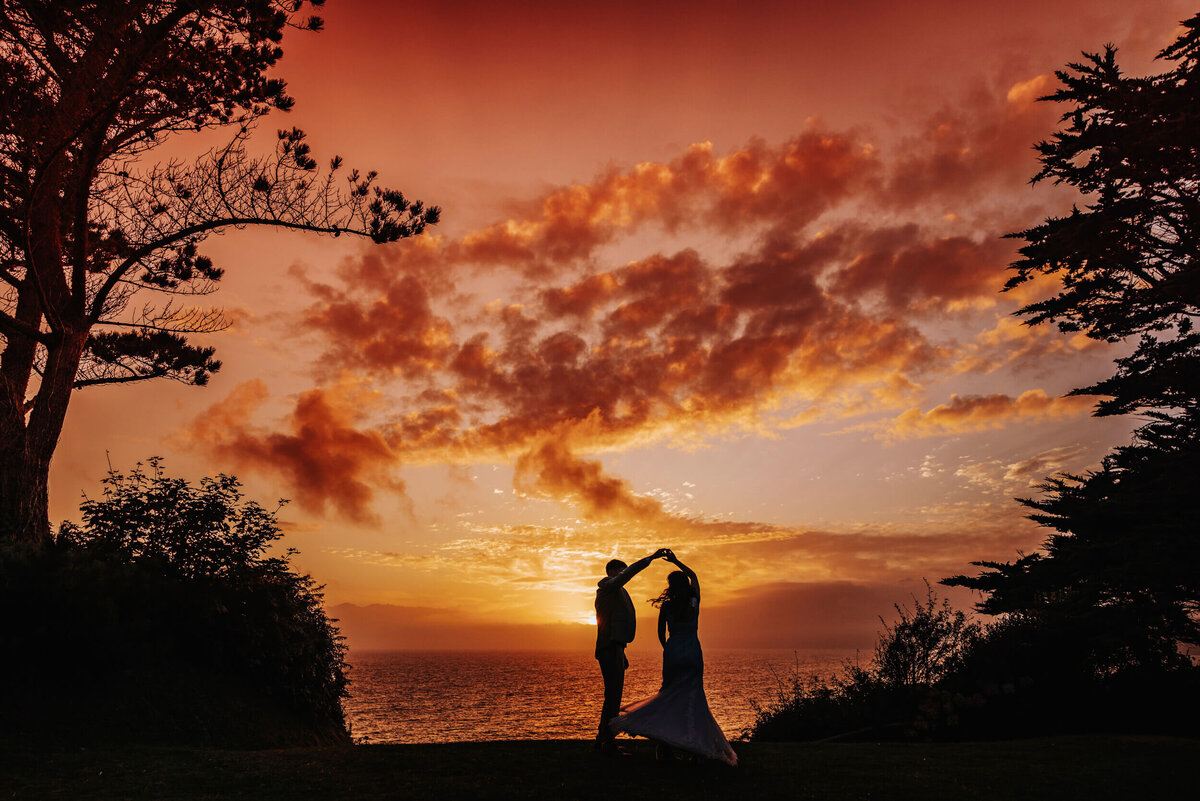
left=599, top=549, right=669, bottom=590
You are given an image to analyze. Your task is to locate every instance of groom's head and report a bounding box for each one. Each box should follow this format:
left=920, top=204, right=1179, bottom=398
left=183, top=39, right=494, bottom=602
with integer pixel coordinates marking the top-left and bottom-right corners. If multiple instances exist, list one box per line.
left=605, top=559, right=627, bottom=577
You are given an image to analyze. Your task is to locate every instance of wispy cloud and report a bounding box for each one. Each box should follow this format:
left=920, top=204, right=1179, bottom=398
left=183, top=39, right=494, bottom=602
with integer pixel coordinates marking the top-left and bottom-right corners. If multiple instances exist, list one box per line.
left=852, top=390, right=1096, bottom=442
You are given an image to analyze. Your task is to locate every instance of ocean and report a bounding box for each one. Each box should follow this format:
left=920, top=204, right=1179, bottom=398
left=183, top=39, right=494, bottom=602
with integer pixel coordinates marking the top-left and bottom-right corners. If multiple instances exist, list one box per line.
left=343, top=648, right=855, bottom=744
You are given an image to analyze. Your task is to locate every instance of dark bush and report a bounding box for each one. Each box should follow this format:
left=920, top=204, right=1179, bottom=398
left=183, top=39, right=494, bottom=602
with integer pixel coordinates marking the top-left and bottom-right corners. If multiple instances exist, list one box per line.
left=0, top=460, right=349, bottom=747
left=749, top=586, right=1200, bottom=742
left=936, top=611, right=1200, bottom=739
left=749, top=585, right=980, bottom=742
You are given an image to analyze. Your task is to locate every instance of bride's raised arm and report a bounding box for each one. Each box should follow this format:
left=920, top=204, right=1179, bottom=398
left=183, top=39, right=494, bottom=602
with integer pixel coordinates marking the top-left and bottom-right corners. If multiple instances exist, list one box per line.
left=666, top=551, right=700, bottom=603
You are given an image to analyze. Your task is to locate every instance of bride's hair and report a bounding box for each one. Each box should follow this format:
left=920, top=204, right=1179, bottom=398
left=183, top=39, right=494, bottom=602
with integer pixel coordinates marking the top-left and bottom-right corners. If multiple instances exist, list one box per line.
left=649, top=570, right=695, bottom=609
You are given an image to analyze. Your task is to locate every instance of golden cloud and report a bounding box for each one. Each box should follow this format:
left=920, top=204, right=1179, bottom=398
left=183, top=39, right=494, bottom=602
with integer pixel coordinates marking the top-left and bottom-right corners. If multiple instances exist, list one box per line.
left=175, top=378, right=407, bottom=523
left=858, top=390, right=1097, bottom=442
left=455, top=131, right=880, bottom=276
left=513, top=438, right=666, bottom=522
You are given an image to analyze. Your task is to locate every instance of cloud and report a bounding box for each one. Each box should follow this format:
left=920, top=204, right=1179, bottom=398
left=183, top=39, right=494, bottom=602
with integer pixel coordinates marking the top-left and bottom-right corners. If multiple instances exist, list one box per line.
left=513, top=438, right=666, bottom=522
left=285, top=227, right=946, bottom=458
left=830, top=225, right=1015, bottom=312
left=324, top=510, right=1040, bottom=649
left=414, top=69, right=1064, bottom=287
left=954, top=460, right=1008, bottom=493
left=179, top=75, right=1111, bottom=524
left=181, top=214, right=1054, bottom=521
left=455, top=130, right=880, bottom=276
left=300, top=273, right=454, bottom=379
left=955, top=314, right=1111, bottom=374
left=882, top=73, right=1061, bottom=207
left=1005, top=73, right=1055, bottom=108
left=542, top=249, right=714, bottom=330
left=1003, top=443, right=1091, bottom=483
left=339, top=507, right=1037, bottom=602
left=329, top=583, right=926, bottom=651
left=952, top=444, right=1094, bottom=493
left=858, top=390, right=1096, bottom=442
left=175, top=378, right=407, bottom=523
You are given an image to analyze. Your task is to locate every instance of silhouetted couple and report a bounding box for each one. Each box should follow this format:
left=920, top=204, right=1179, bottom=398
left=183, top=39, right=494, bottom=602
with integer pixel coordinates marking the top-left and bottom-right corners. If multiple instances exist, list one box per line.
left=593, top=548, right=737, bottom=766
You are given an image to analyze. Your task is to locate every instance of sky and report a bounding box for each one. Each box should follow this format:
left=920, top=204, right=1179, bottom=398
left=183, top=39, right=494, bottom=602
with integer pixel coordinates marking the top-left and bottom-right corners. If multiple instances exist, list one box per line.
left=50, top=0, right=1197, bottom=652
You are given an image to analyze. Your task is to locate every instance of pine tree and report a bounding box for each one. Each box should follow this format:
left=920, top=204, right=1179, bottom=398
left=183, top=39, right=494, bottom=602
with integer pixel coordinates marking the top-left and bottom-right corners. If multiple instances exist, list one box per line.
left=945, top=15, right=1200, bottom=666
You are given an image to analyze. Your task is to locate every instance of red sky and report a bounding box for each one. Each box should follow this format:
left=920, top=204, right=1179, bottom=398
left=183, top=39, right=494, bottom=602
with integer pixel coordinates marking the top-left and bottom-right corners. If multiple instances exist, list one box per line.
left=50, top=0, right=1197, bottom=650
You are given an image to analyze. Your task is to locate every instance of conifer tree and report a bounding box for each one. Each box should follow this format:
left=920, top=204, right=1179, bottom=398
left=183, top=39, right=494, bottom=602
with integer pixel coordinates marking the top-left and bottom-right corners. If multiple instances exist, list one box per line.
left=946, top=16, right=1200, bottom=664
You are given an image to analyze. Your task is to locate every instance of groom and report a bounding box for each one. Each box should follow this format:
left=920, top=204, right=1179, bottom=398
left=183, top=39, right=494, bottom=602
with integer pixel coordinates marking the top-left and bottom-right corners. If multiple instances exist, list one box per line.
left=593, top=547, right=670, bottom=754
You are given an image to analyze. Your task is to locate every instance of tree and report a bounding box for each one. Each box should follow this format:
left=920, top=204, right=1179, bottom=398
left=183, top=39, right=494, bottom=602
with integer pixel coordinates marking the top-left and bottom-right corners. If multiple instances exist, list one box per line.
left=945, top=15, right=1200, bottom=667
left=0, top=1, right=439, bottom=542
left=1004, top=15, right=1200, bottom=419
left=945, top=418, right=1200, bottom=669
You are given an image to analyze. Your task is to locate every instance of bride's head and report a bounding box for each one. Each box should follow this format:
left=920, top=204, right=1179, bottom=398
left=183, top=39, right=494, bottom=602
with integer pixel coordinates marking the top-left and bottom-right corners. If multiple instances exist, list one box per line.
left=650, top=570, right=695, bottom=608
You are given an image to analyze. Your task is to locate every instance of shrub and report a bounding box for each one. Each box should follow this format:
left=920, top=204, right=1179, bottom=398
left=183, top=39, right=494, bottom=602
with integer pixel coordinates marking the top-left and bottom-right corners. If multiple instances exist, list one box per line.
left=749, top=584, right=1200, bottom=742
left=0, top=460, right=349, bottom=747
left=875, top=585, right=980, bottom=688
left=938, top=610, right=1200, bottom=739
left=749, top=585, right=980, bottom=742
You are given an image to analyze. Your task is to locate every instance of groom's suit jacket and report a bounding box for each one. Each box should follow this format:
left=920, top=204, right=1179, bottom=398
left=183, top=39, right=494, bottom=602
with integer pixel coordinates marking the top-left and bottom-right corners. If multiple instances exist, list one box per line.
left=594, top=555, right=654, bottom=658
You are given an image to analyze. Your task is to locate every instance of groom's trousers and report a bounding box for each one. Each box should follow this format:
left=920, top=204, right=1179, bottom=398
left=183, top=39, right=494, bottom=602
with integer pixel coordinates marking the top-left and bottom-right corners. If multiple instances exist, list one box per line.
left=596, top=642, right=628, bottom=742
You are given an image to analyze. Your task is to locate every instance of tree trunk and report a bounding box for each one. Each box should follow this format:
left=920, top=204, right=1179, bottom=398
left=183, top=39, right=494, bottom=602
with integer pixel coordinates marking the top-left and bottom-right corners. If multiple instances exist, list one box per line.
left=0, top=331, right=87, bottom=544
left=0, top=435, right=51, bottom=544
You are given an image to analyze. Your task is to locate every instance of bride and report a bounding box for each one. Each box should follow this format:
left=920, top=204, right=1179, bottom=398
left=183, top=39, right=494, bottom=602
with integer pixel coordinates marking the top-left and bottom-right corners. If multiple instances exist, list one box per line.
left=609, top=550, right=737, bottom=766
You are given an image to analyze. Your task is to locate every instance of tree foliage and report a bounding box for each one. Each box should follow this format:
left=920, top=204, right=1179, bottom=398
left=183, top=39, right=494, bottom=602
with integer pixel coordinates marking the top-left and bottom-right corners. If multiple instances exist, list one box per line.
left=1, top=459, right=350, bottom=746
left=1005, top=16, right=1200, bottom=418
left=874, top=585, right=981, bottom=688
left=946, top=14, right=1200, bottom=674
left=750, top=580, right=1199, bottom=742
left=61, top=457, right=291, bottom=579
left=945, top=417, right=1200, bottom=667
left=0, top=1, right=439, bottom=541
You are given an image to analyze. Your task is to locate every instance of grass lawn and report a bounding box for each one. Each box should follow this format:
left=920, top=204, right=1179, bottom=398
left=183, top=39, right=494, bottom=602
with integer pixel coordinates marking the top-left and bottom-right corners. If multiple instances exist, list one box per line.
left=3, top=735, right=1195, bottom=800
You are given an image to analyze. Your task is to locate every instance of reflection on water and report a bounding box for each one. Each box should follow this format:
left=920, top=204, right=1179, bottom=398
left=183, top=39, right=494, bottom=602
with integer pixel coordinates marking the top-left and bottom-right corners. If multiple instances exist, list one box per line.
left=344, top=648, right=853, bottom=743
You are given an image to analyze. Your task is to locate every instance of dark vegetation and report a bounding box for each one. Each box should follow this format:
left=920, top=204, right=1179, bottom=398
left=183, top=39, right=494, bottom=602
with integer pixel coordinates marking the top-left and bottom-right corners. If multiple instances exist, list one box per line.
left=749, top=586, right=1200, bottom=742
left=752, top=14, right=1200, bottom=743
left=0, top=460, right=349, bottom=747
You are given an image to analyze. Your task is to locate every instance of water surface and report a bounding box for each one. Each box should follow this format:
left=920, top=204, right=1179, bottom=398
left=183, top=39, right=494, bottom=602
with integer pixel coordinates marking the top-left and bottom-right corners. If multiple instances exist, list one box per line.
left=344, top=648, right=854, bottom=743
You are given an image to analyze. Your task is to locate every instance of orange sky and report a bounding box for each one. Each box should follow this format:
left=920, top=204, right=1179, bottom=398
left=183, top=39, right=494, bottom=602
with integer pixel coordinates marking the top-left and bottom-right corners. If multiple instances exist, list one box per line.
left=49, top=0, right=1197, bottom=650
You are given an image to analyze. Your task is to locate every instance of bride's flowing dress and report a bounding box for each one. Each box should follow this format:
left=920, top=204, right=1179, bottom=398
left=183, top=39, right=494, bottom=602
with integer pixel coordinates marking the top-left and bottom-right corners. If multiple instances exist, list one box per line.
left=609, top=597, right=737, bottom=765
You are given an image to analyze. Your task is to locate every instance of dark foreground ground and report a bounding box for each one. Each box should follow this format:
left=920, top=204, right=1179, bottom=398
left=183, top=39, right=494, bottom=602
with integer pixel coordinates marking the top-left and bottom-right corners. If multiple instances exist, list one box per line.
left=3, top=735, right=1196, bottom=800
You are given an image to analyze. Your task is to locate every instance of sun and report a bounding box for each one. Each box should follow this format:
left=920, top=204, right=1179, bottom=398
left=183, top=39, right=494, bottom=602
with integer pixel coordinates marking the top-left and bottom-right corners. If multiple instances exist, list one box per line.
left=576, top=613, right=597, bottom=626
